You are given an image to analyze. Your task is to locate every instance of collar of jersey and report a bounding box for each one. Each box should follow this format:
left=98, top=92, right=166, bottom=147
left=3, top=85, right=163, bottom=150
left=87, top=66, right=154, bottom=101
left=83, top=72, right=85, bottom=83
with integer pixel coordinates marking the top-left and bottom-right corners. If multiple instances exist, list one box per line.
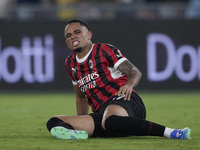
left=76, top=44, right=94, bottom=63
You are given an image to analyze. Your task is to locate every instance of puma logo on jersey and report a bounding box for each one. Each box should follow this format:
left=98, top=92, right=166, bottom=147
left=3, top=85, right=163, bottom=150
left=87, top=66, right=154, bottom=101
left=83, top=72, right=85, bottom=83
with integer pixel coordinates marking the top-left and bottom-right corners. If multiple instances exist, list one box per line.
left=72, top=67, right=77, bottom=72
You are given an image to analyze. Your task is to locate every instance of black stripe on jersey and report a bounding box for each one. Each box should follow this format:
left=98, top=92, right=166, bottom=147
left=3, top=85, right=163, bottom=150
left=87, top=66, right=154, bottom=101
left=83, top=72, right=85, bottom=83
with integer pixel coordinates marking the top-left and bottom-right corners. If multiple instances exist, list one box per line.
left=66, top=57, right=72, bottom=76
left=66, top=55, right=76, bottom=81
left=102, top=49, right=120, bottom=91
left=95, top=48, right=113, bottom=98
left=96, top=43, right=101, bottom=53
left=73, top=58, right=79, bottom=81
left=102, top=48, right=114, bottom=67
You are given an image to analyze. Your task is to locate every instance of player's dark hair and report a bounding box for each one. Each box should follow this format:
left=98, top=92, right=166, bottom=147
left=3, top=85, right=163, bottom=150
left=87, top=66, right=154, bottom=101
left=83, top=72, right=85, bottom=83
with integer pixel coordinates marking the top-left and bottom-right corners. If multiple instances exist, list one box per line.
left=66, top=19, right=91, bottom=31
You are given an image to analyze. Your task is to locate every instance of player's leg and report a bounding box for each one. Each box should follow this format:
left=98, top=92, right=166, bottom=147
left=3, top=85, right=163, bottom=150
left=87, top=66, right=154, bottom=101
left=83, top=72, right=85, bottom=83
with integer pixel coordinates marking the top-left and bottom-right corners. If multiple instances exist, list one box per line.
left=55, top=115, right=94, bottom=136
left=101, top=92, right=150, bottom=135
left=101, top=93, right=191, bottom=139
left=103, top=107, right=191, bottom=139
left=102, top=105, right=165, bottom=137
left=46, top=115, right=94, bottom=139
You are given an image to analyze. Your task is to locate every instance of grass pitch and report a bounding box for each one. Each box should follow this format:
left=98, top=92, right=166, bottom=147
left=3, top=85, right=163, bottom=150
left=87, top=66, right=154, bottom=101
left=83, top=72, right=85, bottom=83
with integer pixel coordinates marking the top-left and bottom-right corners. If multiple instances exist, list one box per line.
left=0, top=91, right=199, bottom=150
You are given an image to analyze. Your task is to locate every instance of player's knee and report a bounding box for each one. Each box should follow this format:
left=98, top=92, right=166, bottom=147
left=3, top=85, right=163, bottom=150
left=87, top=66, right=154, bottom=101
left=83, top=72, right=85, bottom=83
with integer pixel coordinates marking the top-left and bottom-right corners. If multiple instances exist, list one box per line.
left=46, top=116, right=74, bottom=132
left=101, top=119, right=106, bottom=130
left=46, top=117, right=62, bottom=131
left=104, top=115, right=118, bottom=132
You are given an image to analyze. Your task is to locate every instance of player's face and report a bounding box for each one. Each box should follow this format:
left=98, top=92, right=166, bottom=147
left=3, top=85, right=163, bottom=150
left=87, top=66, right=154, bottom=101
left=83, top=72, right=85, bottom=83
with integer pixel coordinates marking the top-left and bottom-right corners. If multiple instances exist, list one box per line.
left=64, top=22, right=92, bottom=51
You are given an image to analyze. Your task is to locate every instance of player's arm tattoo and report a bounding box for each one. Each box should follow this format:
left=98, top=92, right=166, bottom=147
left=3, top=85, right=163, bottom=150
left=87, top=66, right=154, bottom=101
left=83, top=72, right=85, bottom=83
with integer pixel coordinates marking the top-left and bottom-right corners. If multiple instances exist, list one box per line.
left=117, top=60, right=142, bottom=87
left=117, top=60, right=135, bottom=76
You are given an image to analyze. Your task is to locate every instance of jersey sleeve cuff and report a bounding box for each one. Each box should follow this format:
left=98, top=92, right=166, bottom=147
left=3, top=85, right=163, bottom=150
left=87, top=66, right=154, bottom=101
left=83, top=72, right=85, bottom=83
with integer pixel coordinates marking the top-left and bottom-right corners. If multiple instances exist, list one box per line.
left=114, top=57, right=127, bottom=69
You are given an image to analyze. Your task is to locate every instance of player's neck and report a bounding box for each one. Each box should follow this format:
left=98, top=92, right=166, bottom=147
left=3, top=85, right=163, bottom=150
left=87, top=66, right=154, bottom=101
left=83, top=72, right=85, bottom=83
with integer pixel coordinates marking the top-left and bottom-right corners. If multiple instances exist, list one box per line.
left=76, top=43, right=93, bottom=59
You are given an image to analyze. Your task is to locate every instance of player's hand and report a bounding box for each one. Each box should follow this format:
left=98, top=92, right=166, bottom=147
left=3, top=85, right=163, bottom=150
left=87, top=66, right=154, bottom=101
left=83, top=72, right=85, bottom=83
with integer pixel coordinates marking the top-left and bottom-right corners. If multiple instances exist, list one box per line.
left=115, top=84, right=133, bottom=101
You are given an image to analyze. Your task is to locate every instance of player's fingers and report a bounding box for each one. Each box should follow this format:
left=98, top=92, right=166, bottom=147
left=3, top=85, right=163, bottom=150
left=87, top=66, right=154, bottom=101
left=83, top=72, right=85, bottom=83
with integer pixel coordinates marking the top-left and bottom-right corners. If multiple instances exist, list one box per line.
left=120, top=87, right=126, bottom=97
left=124, top=89, right=132, bottom=101
left=122, top=89, right=127, bottom=100
left=123, top=88, right=130, bottom=100
left=117, top=87, right=126, bottom=97
left=115, top=87, right=121, bottom=96
left=127, top=90, right=132, bottom=100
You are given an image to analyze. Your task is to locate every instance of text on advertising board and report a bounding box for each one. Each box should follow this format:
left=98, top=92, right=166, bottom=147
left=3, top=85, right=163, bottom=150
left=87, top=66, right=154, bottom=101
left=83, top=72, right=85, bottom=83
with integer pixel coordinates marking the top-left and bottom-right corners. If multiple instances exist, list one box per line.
left=0, top=35, right=54, bottom=83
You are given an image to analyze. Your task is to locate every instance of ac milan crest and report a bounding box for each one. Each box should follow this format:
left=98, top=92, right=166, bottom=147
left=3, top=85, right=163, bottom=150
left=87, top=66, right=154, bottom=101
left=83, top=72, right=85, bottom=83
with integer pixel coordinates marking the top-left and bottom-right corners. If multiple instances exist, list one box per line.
left=89, top=60, right=94, bottom=69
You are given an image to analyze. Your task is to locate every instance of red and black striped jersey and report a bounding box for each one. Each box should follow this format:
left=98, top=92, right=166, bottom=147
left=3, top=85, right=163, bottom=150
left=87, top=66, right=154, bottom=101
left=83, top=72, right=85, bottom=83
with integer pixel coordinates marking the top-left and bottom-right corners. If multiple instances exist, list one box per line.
left=65, top=43, right=135, bottom=112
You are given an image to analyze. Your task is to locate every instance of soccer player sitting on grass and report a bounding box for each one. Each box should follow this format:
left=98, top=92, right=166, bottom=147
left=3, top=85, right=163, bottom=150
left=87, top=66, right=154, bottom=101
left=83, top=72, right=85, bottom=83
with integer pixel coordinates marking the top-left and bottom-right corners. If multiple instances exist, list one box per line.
left=46, top=19, right=191, bottom=140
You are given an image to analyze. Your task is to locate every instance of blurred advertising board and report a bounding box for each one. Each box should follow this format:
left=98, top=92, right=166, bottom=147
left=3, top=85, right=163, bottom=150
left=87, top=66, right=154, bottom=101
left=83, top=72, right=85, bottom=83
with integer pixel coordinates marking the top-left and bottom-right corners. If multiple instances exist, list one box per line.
left=0, top=21, right=199, bottom=91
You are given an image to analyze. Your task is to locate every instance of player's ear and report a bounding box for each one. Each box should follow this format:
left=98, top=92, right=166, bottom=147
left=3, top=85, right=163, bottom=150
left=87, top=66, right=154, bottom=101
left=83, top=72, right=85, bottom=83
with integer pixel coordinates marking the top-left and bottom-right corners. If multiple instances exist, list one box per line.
left=88, top=31, right=92, bottom=40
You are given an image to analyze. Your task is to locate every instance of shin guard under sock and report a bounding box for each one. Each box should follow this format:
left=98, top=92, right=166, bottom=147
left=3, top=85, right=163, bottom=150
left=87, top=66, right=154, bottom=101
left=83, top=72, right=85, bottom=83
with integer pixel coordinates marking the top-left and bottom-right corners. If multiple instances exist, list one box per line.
left=46, top=117, right=74, bottom=131
left=105, top=115, right=165, bottom=136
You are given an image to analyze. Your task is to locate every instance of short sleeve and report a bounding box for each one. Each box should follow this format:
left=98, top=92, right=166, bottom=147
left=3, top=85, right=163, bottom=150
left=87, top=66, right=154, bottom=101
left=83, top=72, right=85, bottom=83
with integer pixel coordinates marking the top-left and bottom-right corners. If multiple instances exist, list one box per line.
left=102, top=44, right=127, bottom=68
